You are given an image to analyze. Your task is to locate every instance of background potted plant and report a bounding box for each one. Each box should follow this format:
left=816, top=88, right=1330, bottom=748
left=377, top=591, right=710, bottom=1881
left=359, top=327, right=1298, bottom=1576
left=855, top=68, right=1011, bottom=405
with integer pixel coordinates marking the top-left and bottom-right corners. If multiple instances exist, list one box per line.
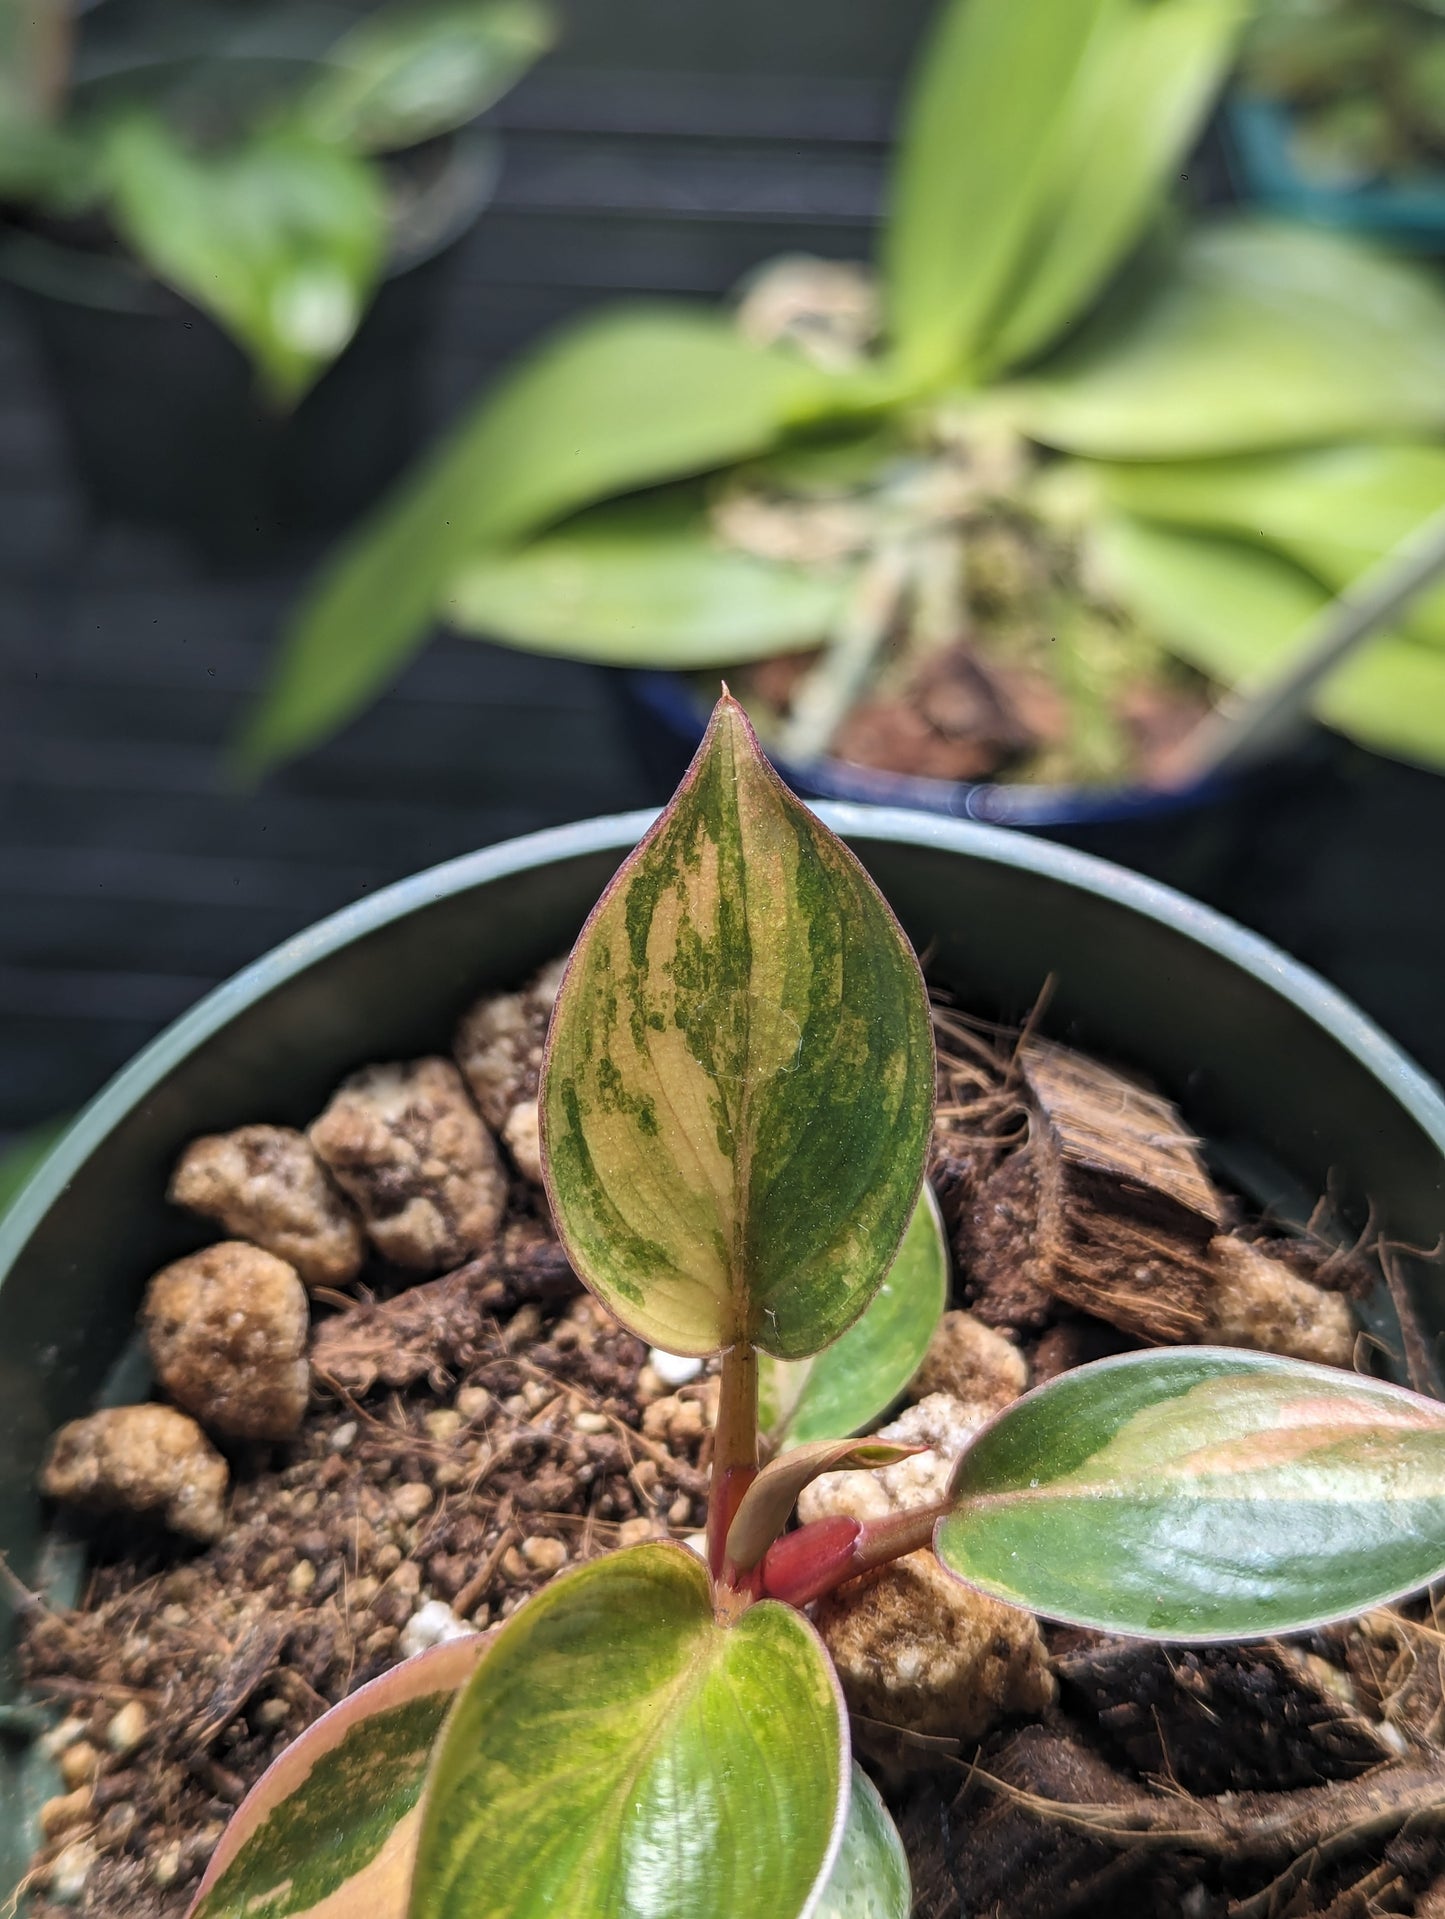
left=1229, top=0, right=1445, bottom=251
left=238, top=0, right=1445, bottom=822
left=0, top=0, right=554, bottom=558
left=4, top=744, right=1445, bottom=1903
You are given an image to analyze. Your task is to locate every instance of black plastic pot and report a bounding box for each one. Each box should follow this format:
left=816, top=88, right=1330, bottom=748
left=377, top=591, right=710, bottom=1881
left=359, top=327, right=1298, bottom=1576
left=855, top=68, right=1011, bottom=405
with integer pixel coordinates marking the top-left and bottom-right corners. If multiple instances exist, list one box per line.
left=0, top=128, right=497, bottom=566
left=3, top=806, right=1445, bottom=1891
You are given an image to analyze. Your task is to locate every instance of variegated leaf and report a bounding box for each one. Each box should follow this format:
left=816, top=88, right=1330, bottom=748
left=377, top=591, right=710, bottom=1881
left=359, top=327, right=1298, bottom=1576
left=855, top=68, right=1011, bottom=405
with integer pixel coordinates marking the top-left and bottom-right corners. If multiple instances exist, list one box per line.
left=936, top=1348, right=1445, bottom=1639
left=760, top=1183, right=949, bottom=1448
left=816, top=1764, right=912, bottom=1919
left=409, top=1542, right=848, bottom=1919
left=187, top=1636, right=487, bottom=1919
left=540, top=692, right=934, bottom=1359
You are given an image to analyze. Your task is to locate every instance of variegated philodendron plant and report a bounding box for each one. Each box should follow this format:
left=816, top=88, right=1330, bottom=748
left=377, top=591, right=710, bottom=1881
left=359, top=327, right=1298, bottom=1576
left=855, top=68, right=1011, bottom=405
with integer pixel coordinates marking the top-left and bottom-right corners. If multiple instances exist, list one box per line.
left=188, top=693, right=1445, bottom=1919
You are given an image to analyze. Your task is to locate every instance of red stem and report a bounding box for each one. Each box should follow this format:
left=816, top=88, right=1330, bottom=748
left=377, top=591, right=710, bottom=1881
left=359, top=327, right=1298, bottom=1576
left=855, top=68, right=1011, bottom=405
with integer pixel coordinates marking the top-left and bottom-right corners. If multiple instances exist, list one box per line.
left=707, top=1341, right=759, bottom=1583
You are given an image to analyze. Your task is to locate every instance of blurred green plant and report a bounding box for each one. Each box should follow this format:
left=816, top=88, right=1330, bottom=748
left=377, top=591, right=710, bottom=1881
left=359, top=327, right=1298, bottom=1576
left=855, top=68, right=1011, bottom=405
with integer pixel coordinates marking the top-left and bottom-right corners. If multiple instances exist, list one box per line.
left=1241, top=0, right=1445, bottom=186
left=0, top=0, right=554, bottom=401
left=245, top=0, right=1445, bottom=779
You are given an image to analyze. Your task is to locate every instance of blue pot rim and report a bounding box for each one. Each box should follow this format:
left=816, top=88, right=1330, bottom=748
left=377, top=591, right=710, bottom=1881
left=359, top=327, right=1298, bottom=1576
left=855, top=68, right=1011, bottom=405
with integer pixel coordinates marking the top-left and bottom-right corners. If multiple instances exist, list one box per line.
left=1227, top=94, right=1445, bottom=243
left=5, top=801, right=1444, bottom=1281
left=627, top=669, right=1238, bottom=827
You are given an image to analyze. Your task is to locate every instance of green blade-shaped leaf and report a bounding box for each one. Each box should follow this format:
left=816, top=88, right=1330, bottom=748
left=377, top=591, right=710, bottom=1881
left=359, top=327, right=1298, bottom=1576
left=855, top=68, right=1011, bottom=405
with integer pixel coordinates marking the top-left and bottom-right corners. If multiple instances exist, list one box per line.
left=188, top=1636, right=487, bottom=1919
left=242, top=311, right=840, bottom=772
left=760, top=1183, right=949, bottom=1448
left=1016, top=221, right=1445, bottom=457
left=410, top=1543, right=848, bottom=1919
left=726, top=1438, right=924, bottom=1573
left=981, top=0, right=1244, bottom=375
left=884, top=0, right=1113, bottom=381
left=936, top=1347, right=1445, bottom=1640
left=1093, top=512, right=1445, bottom=769
left=104, top=118, right=385, bottom=404
left=540, top=693, right=935, bottom=1359
left=815, top=1764, right=911, bottom=1919
left=301, top=0, right=554, bottom=152
left=449, top=496, right=849, bottom=664
left=1089, top=444, right=1445, bottom=649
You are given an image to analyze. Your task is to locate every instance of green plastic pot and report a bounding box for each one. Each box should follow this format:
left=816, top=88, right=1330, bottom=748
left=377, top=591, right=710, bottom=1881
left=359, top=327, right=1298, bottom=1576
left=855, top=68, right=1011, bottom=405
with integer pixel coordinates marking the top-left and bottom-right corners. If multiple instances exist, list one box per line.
left=3, top=805, right=1445, bottom=1897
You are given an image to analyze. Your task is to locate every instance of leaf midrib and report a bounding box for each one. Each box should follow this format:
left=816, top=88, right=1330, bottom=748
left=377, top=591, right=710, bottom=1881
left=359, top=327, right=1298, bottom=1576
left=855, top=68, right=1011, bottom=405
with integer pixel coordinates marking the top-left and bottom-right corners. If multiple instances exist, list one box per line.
left=570, top=1611, right=727, bottom=1916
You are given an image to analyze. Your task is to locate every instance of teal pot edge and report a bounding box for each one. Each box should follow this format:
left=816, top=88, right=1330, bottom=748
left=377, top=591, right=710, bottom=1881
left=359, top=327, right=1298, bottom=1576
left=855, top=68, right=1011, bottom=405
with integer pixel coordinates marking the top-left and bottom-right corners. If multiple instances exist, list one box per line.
left=1226, top=95, right=1445, bottom=250
left=6, top=801, right=1445, bottom=1270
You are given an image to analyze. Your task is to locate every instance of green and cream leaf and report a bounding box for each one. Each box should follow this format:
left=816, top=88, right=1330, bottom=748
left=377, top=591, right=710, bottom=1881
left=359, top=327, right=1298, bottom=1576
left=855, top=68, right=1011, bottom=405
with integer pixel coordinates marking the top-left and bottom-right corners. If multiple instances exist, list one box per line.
left=409, top=1543, right=848, bottom=1919
left=936, top=1348, right=1445, bottom=1640
left=187, top=1636, right=487, bottom=1919
left=540, top=693, right=935, bottom=1358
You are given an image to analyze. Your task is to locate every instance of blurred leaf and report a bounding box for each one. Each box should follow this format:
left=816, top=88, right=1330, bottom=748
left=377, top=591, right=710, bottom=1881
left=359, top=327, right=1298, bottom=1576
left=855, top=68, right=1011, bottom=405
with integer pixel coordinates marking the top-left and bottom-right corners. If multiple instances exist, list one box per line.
left=449, top=495, right=848, bottom=663
left=759, top=1184, right=949, bottom=1449
left=104, top=117, right=385, bottom=404
left=1088, top=443, right=1445, bottom=648
left=883, top=0, right=1114, bottom=382
left=1014, top=221, right=1445, bottom=457
left=937, top=1348, right=1445, bottom=1638
left=411, top=1544, right=847, bottom=1919
left=816, top=1764, right=911, bottom=1919
left=242, top=309, right=842, bottom=772
left=0, top=0, right=69, bottom=129
left=188, top=1637, right=487, bottom=1919
left=745, top=421, right=905, bottom=494
left=982, top=0, right=1245, bottom=374
left=0, top=118, right=94, bottom=204
left=540, top=694, right=934, bottom=1360
left=302, top=0, right=555, bottom=153
left=0, top=1120, right=66, bottom=1226
left=1092, top=512, right=1445, bottom=769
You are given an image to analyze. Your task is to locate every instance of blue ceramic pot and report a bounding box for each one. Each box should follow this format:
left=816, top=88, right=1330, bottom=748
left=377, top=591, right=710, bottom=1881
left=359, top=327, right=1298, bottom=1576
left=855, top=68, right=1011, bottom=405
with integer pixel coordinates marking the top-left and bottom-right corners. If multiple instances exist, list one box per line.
left=1227, top=95, right=1445, bottom=252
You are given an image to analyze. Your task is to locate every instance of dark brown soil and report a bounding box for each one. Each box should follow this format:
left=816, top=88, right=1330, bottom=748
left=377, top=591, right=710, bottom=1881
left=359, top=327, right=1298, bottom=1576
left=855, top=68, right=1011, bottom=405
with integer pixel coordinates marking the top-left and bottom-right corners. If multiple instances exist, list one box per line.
left=15, top=996, right=1431, bottom=1919
left=19, top=1224, right=714, bottom=1916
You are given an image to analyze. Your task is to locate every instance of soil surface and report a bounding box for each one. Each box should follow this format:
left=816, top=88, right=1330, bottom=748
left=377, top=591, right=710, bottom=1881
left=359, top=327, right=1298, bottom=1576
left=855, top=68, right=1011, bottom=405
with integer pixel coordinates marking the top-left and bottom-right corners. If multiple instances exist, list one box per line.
left=16, top=991, right=1438, bottom=1919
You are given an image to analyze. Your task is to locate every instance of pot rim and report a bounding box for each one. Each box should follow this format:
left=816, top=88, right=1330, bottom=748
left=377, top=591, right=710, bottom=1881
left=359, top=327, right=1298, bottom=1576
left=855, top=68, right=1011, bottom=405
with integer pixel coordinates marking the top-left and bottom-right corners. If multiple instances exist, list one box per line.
left=4, top=802, right=1443, bottom=1280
